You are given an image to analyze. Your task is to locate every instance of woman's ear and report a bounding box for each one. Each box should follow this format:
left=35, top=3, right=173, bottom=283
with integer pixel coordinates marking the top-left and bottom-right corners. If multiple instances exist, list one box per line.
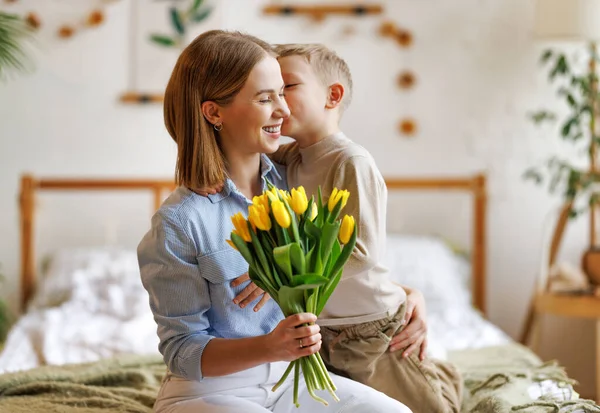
left=325, top=83, right=345, bottom=109
left=201, top=101, right=222, bottom=126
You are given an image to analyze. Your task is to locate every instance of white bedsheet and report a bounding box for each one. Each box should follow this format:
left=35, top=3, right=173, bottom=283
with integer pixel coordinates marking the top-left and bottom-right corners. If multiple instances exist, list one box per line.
left=0, top=238, right=510, bottom=373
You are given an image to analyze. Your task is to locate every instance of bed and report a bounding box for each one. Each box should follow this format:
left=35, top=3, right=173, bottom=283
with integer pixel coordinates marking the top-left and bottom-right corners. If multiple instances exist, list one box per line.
left=0, top=174, right=598, bottom=412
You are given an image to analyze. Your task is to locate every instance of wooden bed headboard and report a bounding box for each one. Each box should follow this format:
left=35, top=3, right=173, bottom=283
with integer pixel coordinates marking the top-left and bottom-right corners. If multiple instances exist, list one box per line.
left=19, top=173, right=487, bottom=316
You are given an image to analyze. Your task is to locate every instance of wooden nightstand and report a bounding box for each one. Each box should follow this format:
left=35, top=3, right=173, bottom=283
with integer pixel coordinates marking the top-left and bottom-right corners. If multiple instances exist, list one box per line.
left=521, top=292, right=600, bottom=401
left=520, top=203, right=600, bottom=400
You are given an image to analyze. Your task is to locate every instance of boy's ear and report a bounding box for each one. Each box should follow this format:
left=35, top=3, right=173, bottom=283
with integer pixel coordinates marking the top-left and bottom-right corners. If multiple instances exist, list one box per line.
left=201, top=101, right=223, bottom=126
left=325, top=83, right=345, bottom=109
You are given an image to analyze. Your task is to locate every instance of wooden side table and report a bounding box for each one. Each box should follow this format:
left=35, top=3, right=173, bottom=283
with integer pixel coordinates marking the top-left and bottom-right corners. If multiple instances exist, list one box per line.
left=520, top=203, right=600, bottom=400
left=522, top=292, right=600, bottom=401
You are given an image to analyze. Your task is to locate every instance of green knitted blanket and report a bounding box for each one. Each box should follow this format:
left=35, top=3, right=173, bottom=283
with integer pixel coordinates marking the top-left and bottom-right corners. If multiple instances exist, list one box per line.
left=0, top=354, right=165, bottom=413
left=0, top=344, right=598, bottom=412
left=449, top=343, right=600, bottom=412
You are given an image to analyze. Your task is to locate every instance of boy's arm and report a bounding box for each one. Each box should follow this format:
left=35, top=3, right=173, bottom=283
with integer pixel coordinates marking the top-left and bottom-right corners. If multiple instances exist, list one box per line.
left=268, top=142, right=299, bottom=166
left=332, top=155, right=386, bottom=278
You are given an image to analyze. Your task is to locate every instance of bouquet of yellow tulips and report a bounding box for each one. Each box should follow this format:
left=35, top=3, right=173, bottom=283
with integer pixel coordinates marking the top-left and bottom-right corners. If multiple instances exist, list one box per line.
left=227, top=182, right=357, bottom=407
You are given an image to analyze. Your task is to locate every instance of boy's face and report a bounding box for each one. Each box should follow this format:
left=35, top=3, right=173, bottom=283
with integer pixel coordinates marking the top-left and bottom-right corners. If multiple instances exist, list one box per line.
left=278, top=55, right=329, bottom=144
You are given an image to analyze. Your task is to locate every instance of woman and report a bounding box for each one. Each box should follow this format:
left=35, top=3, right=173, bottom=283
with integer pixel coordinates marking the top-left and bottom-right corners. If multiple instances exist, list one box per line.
left=137, top=30, right=412, bottom=413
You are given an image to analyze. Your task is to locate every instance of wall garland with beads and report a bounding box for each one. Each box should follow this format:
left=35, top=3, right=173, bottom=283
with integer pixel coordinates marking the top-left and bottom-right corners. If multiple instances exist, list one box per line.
left=262, top=2, right=419, bottom=139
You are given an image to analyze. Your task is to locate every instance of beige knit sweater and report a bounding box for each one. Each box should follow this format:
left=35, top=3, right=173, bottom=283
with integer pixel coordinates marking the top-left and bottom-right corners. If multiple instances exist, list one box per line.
left=272, top=132, right=406, bottom=326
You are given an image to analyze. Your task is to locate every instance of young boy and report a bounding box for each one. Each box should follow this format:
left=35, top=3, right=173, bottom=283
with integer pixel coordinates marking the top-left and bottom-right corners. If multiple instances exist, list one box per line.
left=266, top=44, right=463, bottom=413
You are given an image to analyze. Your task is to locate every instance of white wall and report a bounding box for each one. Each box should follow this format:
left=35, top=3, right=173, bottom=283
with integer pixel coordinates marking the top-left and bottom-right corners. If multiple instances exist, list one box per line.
left=0, top=0, right=595, bottom=396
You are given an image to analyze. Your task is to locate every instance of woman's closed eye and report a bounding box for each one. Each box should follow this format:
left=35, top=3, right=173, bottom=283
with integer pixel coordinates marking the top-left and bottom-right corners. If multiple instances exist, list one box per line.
left=284, top=84, right=299, bottom=89
left=259, top=93, right=286, bottom=103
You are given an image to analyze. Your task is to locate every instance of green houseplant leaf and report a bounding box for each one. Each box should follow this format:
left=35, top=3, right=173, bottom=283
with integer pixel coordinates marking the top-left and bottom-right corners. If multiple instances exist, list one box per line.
left=0, top=12, right=34, bottom=81
left=150, top=34, right=177, bottom=47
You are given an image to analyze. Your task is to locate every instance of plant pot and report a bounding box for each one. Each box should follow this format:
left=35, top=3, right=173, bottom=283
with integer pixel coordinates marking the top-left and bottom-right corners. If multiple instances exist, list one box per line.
left=582, top=248, right=600, bottom=285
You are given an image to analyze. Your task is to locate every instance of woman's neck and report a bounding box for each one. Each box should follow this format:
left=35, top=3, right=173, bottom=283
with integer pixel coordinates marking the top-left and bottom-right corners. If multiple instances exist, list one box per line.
left=226, top=151, right=263, bottom=200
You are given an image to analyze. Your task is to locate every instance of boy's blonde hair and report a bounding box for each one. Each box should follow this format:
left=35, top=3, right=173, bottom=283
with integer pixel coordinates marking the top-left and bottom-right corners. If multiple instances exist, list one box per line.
left=164, top=30, right=274, bottom=190
left=274, top=43, right=353, bottom=112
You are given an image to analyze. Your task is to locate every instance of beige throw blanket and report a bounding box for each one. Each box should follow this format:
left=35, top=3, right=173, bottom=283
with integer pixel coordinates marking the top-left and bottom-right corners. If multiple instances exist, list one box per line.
left=449, top=343, right=600, bottom=412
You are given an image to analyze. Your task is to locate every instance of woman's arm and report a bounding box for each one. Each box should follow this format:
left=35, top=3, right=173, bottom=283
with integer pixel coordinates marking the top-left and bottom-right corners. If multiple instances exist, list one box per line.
left=201, top=313, right=322, bottom=377
left=138, top=211, right=322, bottom=380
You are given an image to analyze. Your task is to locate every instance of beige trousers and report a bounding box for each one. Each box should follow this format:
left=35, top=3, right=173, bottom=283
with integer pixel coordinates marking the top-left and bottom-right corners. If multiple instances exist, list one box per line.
left=319, top=304, right=463, bottom=413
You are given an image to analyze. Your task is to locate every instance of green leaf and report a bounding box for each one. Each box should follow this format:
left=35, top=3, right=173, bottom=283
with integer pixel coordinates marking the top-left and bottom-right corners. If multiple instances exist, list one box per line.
left=528, top=110, right=556, bottom=124
left=316, top=186, right=326, bottom=226
left=189, top=0, right=204, bottom=13
left=231, top=233, right=254, bottom=266
left=306, top=292, right=317, bottom=315
left=248, top=221, right=278, bottom=287
left=289, top=243, right=306, bottom=275
left=278, top=286, right=306, bottom=316
left=325, top=224, right=357, bottom=287
left=320, top=221, right=340, bottom=263
left=192, top=8, right=212, bottom=22
left=324, top=240, right=341, bottom=278
left=327, top=194, right=344, bottom=223
left=304, top=217, right=322, bottom=240
left=150, top=34, right=177, bottom=47
left=170, top=7, right=185, bottom=36
left=273, top=244, right=294, bottom=281
left=540, top=49, right=553, bottom=64
left=290, top=274, right=328, bottom=288
left=316, top=269, right=342, bottom=316
left=549, top=54, right=569, bottom=81
left=523, top=168, right=543, bottom=184
left=561, top=117, right=578, bottom=137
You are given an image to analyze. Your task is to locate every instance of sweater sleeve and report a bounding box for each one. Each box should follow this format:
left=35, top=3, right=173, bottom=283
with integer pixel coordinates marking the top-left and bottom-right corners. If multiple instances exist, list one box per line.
left=331, top=155, right=387, bottom=279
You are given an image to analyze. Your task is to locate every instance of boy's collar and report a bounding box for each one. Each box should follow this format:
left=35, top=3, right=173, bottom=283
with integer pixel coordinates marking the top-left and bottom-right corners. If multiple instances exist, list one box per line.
left=298, top=132, right=347, bottom=163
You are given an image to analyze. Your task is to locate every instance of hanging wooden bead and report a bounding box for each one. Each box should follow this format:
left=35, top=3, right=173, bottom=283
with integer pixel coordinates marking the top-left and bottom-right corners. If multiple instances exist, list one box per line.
left=25, top=12, right=41, bottom=29
left=395, top=29, right=413, bottom=47
left=58, top=25, right=75, bottom=38
left=86, top=10, right=104, bottom=27
left=397, top=71, right=416, bottom=89
left=399, top=118, right=417, bottom=136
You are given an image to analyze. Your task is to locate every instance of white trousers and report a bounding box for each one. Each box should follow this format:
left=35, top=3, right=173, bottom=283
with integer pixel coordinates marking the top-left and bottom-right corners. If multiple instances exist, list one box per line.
left=154, top=361, right=412, bottom=413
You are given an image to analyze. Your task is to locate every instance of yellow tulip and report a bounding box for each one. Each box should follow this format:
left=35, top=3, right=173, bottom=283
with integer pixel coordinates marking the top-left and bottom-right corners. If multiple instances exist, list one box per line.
left=310, top=202, right=318, bottom=221
left=339, top=215, right=355, bottom=244
left=248, top=204, right=272, bottom=231
left=328, top=188, right=350, bottom=212
left=266, top=188, right=279, bottom=202
left=252, top=194, right=270, bottom=214
left=271, top=199, right=291, bottom=228
left=290, top=186, right=308, bottom=215
left=279, top=189, right=291, bottom=204
left=226, top=239, right=237, bottom=251
left=231, top=212, right=252, bottom=242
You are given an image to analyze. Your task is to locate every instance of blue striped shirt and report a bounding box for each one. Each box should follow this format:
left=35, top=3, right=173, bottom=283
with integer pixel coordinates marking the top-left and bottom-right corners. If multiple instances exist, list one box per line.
left=138, top=155, right=287, bottom=381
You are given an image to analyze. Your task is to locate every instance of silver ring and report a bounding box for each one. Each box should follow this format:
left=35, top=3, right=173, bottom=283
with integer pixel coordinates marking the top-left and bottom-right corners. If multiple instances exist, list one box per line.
left=299, top=339, right=303, bottom=349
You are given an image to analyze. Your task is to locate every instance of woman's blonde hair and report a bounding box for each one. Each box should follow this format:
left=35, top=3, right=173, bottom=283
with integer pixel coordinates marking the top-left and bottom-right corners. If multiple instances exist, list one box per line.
left=164, top=30, right=274, bottom=190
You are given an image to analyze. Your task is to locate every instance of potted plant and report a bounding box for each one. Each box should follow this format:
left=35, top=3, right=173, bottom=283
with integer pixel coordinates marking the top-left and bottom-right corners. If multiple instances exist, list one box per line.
left=525, top=46, right=600, bottom=216
left=525, top=44, right=600, bottom=283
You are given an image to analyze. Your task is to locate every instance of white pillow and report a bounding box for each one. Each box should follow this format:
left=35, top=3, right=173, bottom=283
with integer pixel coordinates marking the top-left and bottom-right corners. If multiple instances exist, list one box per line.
left=30, top=247, right=142, bottom=312
left=383, top=234, right=472, bottom=316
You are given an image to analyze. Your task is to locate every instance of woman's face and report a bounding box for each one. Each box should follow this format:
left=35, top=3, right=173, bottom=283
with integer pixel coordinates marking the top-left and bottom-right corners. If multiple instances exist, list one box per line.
left=218, top=56, right=290, bottom=156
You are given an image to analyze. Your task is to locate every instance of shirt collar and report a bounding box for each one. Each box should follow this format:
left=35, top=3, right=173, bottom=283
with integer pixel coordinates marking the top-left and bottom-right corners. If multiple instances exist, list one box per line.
left=207, top=154, right=281, bottom=203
